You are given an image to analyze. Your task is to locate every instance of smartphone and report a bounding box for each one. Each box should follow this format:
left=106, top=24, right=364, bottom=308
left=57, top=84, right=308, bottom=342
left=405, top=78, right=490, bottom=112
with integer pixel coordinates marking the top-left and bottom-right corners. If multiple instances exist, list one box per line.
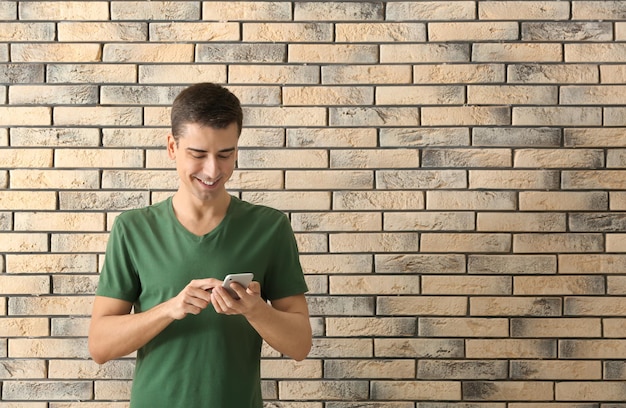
left=222, top=273, right=254, bottom=300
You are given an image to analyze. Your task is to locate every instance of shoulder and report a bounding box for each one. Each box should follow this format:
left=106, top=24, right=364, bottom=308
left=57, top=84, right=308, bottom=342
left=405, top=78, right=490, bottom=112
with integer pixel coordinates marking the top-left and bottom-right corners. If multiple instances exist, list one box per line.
left=113, top=198, right=171, bottom=230
left=231, top=196, right=288, bottom=222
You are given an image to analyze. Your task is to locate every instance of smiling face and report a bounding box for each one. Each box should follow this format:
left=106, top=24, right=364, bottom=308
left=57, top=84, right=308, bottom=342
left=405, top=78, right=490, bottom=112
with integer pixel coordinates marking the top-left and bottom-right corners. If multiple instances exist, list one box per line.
left=167, top=122, right=239, bottom=205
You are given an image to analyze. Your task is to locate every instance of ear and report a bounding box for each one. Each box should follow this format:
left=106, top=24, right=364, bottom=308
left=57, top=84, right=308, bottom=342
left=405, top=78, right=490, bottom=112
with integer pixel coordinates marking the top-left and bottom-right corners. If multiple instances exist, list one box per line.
left=166, top=134, right=177, bottom=160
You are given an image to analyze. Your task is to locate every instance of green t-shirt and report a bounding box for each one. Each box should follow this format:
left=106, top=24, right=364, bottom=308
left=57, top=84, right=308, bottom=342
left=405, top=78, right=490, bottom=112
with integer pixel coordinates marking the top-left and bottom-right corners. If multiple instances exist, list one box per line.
left=96, top=196, right=308, bottom=408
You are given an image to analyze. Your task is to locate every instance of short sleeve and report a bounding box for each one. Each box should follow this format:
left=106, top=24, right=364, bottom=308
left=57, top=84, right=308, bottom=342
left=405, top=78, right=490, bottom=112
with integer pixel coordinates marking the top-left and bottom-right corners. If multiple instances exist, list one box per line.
left=96, top=216, right=141, bottom=302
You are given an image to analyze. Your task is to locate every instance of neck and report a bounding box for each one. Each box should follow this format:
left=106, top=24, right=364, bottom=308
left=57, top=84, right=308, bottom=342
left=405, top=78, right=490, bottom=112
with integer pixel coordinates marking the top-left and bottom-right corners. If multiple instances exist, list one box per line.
left=171, top=191, right=232, bottom=236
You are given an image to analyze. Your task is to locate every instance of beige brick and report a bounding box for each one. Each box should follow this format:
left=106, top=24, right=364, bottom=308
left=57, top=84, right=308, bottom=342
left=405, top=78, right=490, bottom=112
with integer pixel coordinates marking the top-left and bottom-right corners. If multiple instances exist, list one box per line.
left=371, top=381, right=461, bottom=401
left=607, top=149, right=626, bottom=168
left=10, top=85, right=98, bottom=105
left=330, top=275, right=420, bottom=295
left=53, top=275, right=99, bottom=294
left=419, top=360, right=508, bottom=380
left=420, top=317, right=508, bottom=337
left=139, top=64, right=225, bottom=84
left=102, top=128, right=165, bottom=147
left=14, top=212, right=104, bottom=232
left=300, top=254, right=371, bottom=274
left=375, top=338, right=463, bottom=359
left=566, top=128, right=626, bottom=147
left=0, top=212, right=11, bottom=230
left=326, top=359, right=414, bottom=379
left=55, top=148, right=144, bottom=168
left=310, top=338, right=372, bottom=358
left=377, top=85, right=463, bottom=105
left=508, top=63, right=599, bottom=84
left=376, top=254, right=465, bottom=274
left=150, top=22, right=239, bottom=41
left=377, top=296, right=466, bottom=316
left=322, top=65, right=412, bottom=84
left=284, top=86, right=373, bottom=106
left=239, top=129, right=284, bottom=148
left=203, top=2, right=289, bottom=20
left=387, top=1, right=475, bottom=20
left=563, top=170, right=626, bottom=189
left=479, top=1, right=570, bottom=20
left=242, top=191, right=330, bottom=211
left=0, top=2, right=16, bottom=20
left=101, top=85, right=183, bottom=105
left=470, top=297, right=561, bottom=317
left=47, top=64, right=137, bottom=84
left=469, top=255, right=557, bottom=275
left=562, top=85, right=626, bottom=105
left=513, top=317, right=600, bottom=339
left=0, top=317, right=48, bottom=336
left=0, top=359, right=47, bottom=380
left=0, top=107, right=50, bottom=126
left=261, top=359, right=321, bottom=379
left=427, top=191, right=516, bottom=210
left=473, top=43, right=562, bottom=62
left=385, top=212, right=474, bottom=232
left=566, top=297, right=626, bottom=317
left=422, top=106, right=510, bottom=126
left=51, top=317, right=90, bottom=337
left=337, top=23, right=425, bottom=42
left=515, top=148, right=604, bottom=168
left=94, top=380, right=132, bottom=400
left=604, top=318, right=626, bottom=338
left=378, top=170, right=465, bottom=189
left=11, top=128, right=100, bottom=147
left=0, top=191, right=56, bottom=211
left=517, top=276, right=605, bottom=296
left=298, top=234, right=328, bottom=253
left=473, top=127, right=561, bottom=147
left=330, top=232, right=418, bottom=253
left=0, top=233, right=48, bottom=253
left=611, top=191, right=626, bottom=210
left=414, top=64, right=504, bottom=84
left=331, top=107, right=419, bottom=127
left=294, top=2, right=382, bottom=21
left=466, top=339, right=555, bottom=359
left=0, top=128, right=7, bottom=146
left=477, top=213, right=565, bottom=232
left=430, top=22, right=518, bottom=41
left=0, top=148, right=52, bottom=167
left=334, top=191, right=424, bottom=211
left=464, top=381, right=553, bottom=401
left=567, top=43, right=626, bottom=62
left=601, top=64, right=626, bottom=83
left=244, top=22, right=332, bottom=42
left=289, top=44, right=378, bottom=64
left=469, top=85, right=557, bottom=105
left=422, top=276, right=511, bottom=295
left=225, top=170, right=282, bottom=190
left=572, top=1, right=626, bottom=19
left=54, top=107, right=142, bottom=126
left=2, top=380, right=92, bottom=401
left=244, top=107, right=326, bottom=126
left=556, top=381, right=626, bottom=401
left=8, top=296, right=92, bottom=316
left=560, top=254, right=626, bottom=274
left=562, top=339, right=626, bottom=360
left=422, top=233, right=510, bottom=253
left=512, top=360, right=600, bottom=380
left=51, top=233, right=108, bottom=253
left=470, top=170, right=559, bottom=189
left=239, top=149, right=326, bottom=169
left=515, top=233, right=603, bottom=253
left=288, top=128, right=377, bottom=148
left=423, top=148, right=510, bottom=168
left=570, top=213, right=626, bottom=232
left=0, top=22, right=55, bottom=41
left=49, top=360, right=133, bottom=380
left=6, top=254, right=97, bottom=274
left=11, top=169, right=99, bottom=189
left=112, top=1, right=199, bottom=20
left=230, top=65, right=317, bottom=85
left=605, top=107, right=626, bottom=126
left=327, top=317, right=415, bottom=337
left=20, top=1, right=109, bottom=20
left=520, top=192, right=608, bottom=211
left=524, top=22, right=612, bottom=42
left=308, top=295, right=372, bottom=316
left=292, top=212, right=380, bottom=232
left=607, top=234, right=626, bottom=252
left=59, top=191, right=149, bottom=211
left=279, top=380, right=368, bottom=401
left=229, top=86, right=283, bottom=105
left=334, top=149, right=419, bottom=168
left=103, top=44, right=193, bottom=62
left=197, top=43, right=285, bottom=63
left=11, top=43, right=101, bottom=63
left=58, top=22, right=146, bottom=41
left=381, top=44, right=469, bottom=63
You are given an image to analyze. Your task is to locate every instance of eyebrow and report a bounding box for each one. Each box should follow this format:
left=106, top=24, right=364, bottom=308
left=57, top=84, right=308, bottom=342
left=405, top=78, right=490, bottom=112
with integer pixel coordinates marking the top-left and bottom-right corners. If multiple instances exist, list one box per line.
left=186, top=147, right=236, bottom=154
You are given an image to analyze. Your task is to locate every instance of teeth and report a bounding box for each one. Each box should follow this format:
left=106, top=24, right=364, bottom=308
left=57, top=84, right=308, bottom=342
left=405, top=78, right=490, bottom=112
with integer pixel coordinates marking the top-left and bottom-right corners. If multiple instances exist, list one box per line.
left=196, top=176, right=216, bottom=186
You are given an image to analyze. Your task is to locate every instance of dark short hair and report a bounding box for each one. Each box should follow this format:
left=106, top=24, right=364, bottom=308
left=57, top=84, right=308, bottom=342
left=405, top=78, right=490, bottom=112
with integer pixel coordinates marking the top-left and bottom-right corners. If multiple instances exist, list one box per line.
left=170, top=83, right=243, bottom=141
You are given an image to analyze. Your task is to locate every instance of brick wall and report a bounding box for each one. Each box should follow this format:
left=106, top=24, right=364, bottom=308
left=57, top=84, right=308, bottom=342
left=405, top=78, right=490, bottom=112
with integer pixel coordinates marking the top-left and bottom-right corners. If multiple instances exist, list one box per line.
left=1, top=0, right=626, bottom=405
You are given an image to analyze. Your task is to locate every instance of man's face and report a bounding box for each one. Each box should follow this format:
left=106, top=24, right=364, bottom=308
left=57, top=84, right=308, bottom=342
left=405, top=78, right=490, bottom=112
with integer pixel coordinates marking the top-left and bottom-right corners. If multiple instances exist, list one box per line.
left=167, top=122, right=239, bottom=204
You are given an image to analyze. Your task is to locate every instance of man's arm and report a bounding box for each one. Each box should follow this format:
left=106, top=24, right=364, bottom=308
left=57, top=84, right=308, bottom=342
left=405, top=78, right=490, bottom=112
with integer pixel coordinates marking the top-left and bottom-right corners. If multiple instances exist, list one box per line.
left=212, top=282, right=312, bottom=361
left=88, top=280, right=216, bottom=364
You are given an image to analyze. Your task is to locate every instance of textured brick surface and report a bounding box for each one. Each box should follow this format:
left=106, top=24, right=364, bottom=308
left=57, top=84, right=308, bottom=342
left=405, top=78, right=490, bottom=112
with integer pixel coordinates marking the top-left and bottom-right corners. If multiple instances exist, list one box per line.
left=1, top=1, right=626, bottom=405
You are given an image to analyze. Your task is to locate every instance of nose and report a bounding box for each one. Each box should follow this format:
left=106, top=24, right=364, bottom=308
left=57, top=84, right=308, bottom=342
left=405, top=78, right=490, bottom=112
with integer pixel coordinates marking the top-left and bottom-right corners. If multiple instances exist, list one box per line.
left=203, top=156, right=220, bottom=179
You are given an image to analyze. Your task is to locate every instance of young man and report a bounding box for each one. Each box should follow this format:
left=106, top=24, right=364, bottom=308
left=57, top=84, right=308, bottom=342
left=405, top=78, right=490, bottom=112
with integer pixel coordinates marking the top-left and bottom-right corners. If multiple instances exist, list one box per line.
left=89, top=83, right=312, bottom=407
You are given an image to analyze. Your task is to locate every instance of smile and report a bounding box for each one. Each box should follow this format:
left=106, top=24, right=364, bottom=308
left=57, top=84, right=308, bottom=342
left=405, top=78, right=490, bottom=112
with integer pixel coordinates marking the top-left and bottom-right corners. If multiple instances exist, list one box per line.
left=194, top=176, right=219, bottom=186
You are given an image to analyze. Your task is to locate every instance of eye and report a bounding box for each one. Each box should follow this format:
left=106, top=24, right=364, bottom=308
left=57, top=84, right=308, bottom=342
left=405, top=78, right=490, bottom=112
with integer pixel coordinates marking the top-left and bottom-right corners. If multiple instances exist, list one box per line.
left=218, top=152, right=234, bottom=159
